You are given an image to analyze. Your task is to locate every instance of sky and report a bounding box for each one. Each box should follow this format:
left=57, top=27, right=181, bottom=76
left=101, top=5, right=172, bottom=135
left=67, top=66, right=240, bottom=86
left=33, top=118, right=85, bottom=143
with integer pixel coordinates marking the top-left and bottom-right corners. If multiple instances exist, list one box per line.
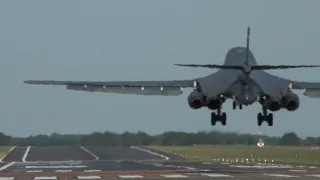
left=1, top=0, right=320, bottom=138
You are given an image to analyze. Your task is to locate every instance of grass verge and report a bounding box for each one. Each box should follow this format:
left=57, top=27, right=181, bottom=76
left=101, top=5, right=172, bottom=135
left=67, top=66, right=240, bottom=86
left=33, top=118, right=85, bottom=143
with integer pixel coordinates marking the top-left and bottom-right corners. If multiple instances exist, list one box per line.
left=151, top=145, right=320, bottom=166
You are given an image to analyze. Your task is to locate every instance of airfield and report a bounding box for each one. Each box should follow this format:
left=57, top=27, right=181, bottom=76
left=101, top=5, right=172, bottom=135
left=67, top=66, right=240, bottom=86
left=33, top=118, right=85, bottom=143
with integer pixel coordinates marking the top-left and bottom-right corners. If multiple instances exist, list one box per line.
left=0, top=146, right=318, bottom=179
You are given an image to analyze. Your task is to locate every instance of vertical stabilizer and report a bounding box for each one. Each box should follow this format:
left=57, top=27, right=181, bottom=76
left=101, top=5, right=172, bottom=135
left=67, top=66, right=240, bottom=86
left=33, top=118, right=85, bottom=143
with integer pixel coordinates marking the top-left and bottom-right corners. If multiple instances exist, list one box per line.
left=245, top=26, right=250, bottom=67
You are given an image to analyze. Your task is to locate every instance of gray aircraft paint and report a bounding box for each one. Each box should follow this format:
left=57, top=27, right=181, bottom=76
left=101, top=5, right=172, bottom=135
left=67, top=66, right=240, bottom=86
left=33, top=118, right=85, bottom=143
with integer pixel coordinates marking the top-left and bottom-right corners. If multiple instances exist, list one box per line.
left=23, top=27, right=320, bottom=108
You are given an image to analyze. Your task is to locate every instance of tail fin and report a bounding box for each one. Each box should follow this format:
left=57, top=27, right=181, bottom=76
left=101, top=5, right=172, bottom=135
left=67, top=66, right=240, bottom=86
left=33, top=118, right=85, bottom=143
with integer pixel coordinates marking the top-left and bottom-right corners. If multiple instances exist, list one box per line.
left=245, top=26, right=250, bottom=67
left=174, top=27, right=320, bottom=71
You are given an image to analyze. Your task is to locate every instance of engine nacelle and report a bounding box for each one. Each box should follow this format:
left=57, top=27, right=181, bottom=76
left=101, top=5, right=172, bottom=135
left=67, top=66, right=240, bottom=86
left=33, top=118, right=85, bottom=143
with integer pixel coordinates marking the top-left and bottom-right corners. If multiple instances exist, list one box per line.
left=187, top=90, right=205, bottom=109
left=282, top=92, right=300, bottom=111
left=264, top=97, right=281, bottom=111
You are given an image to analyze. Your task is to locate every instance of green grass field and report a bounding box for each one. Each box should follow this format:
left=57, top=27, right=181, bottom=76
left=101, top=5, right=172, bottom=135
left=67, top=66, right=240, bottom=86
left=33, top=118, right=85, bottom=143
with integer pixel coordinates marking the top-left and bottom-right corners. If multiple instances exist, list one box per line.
left=152, top=145, right=320, bottom=166
left=0, top=146, right=13, bottom=159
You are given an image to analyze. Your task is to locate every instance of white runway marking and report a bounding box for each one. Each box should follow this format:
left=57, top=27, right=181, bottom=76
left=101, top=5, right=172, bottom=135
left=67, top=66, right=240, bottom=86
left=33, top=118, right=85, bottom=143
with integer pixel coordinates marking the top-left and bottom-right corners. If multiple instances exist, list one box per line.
left=130, top=146, right=170, bottom=160
left=118, top=175, right=144, bottom=178
left=34, top=177, right=57, bottom=180
left=264, top=173, right=299, bottom=177
left=22, top=146, right=31, bottom=162
left=27, top=170, right=43, bottom=172
left=80, top=147, right=99, bottom=160
left=26, top=165, right=87, bottom=168
left=84, top=169, right=101, bottom=172
left=77, top=176, right=101, bottom=179
left=307, top=174, right=320, bottom=177
left=0, top=177, right=14, bottom=180
left=201, top=173, right=233, bottom=177
left=55, top=169, right=72, bottom=172
left=0, top=146, right=16, bottom=162
left=289, top=169, right=307, bottom=172
left=160, top=174, right=188, bottom=178
left=0, top=162, right=15, bottom=171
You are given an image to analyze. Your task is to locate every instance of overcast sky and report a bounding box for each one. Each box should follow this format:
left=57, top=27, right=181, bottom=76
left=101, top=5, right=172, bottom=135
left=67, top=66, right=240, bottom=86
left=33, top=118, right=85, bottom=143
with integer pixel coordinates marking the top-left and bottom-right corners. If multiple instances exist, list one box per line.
left=1, top=0, right=320, bottom=138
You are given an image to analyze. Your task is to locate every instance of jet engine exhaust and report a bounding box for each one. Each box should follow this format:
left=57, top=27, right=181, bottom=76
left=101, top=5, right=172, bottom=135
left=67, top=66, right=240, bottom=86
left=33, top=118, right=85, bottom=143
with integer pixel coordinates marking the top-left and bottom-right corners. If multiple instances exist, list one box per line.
left=282, top=92, right=300, bottom=111
left=187, top=90, right=205, bottom=109
left=264, top=98, right=281, bottom=111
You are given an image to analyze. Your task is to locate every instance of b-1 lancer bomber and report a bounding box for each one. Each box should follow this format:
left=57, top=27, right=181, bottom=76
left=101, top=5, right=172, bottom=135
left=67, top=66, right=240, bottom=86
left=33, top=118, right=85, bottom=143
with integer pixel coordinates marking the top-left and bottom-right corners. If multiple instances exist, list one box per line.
left=24, top=27, right=320, bottom=127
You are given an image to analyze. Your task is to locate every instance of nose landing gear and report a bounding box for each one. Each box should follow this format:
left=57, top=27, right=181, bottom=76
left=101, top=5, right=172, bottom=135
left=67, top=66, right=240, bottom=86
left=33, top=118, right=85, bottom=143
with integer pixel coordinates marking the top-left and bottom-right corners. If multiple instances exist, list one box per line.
left=232, top=101, right=243, bottom=110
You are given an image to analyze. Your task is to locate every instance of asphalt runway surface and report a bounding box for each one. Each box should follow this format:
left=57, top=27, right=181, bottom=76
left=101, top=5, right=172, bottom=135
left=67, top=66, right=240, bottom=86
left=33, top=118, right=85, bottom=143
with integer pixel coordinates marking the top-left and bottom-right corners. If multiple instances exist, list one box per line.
left=0, top=146, right=319, bottom=179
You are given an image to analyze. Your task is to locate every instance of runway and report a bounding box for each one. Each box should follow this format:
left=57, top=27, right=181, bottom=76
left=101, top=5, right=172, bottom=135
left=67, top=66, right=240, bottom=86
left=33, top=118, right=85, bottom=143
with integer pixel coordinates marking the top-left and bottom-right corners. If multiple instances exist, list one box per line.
left=0, top=146, right=319, bottom=179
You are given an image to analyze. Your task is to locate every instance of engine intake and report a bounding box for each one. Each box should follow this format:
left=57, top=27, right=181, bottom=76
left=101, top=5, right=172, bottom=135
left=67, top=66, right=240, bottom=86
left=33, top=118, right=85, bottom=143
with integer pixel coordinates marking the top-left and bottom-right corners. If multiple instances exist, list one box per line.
left=187, top=90, right=205, bottom=109
left=282, top=92, right=300, bottom=111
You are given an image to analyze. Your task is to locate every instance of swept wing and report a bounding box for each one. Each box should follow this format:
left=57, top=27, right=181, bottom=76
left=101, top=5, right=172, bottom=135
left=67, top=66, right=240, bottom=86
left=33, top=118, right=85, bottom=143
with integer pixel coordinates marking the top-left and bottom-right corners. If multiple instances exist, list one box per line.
left=23, top=79, right=196, bottom=96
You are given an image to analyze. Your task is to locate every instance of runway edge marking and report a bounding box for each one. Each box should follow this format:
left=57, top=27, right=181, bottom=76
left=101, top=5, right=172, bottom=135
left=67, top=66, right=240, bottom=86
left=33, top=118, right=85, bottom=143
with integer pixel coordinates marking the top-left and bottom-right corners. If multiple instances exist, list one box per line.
left=0, top=146, right=16, bottom=162
left=80, top=146, right=99, bottom=160
left=0, top=162, right=15, bottom=171
left=200, top=173, right=233, bottom=177
left=130, top=146, right=170, bottom=160
left=22, top=146, right=31, bottom=162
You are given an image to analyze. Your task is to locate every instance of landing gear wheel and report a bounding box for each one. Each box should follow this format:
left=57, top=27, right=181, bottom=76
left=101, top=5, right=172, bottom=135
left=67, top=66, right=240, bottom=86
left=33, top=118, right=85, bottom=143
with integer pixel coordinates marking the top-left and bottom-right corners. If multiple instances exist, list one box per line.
left=221, top=112, right=227, bottom=126
left=232, top=101, right=236, bottom=110
left=211, top=112, right=216, bottom=126
left=239, top=104, right=243, bottom=110
left=267, top=113, right=273, bottom=126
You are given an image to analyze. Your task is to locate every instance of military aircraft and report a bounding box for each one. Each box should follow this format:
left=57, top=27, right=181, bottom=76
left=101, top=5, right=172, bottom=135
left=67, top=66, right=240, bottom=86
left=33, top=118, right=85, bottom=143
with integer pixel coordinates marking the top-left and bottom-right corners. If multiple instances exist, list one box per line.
left=24, top=27, right=320, bottom=127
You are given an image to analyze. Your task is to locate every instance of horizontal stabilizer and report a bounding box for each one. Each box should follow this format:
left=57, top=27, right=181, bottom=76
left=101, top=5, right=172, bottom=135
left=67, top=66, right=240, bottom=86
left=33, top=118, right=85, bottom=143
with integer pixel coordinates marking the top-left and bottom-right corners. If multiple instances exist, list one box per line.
left=174, top=64, right=242, bottom=70
left=252, top=65, right=320, bottom=70
left=175, top=64, right=320, bottom=71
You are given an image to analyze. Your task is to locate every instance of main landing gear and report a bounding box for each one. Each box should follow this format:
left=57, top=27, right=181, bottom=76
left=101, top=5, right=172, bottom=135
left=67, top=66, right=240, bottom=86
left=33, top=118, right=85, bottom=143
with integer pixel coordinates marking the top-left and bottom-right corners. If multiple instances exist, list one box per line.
left=257, top=106, right=273, bottom=126
left=211, top=107, right=227, bottom=126
left=232, top=101, right=242, bottom=110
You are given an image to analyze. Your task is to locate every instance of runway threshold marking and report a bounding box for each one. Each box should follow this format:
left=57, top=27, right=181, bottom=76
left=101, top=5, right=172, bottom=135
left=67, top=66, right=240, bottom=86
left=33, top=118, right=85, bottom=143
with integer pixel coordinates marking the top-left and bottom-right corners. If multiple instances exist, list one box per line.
left=0, top=178, right=14, bottom=180
left=0, top=162, right=16, bottom=171
left=0, top=146, right=16, bottom=162
left=130, top=146, right=170, bottom=160
left=118, top=175, right=145, bottom=178
left=26, top=165, right=87, bottom=168
left=22, top=146, right=31, bottom=162
left=80, top=146, right=99, bottom=160
left=160, top=174, right=188, bottom=178
left=307, top=174, right=320, bottom=177
left=77, top=176, right=101, bottom=179
left=34, top=176, right=57, bottom=180
left=264, top=173, right=299, bottom=178
left=201, top=173, right=233, bottom=177
left=84, top=170, right=101, bottom=172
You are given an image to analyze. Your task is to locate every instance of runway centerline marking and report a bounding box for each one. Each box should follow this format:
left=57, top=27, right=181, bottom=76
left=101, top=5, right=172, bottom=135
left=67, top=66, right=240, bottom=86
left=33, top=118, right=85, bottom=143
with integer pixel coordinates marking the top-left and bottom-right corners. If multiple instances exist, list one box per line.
left=0, top=162, right=15, bottom=171
left=80, top=146, right=99, bottom=160
left=0, top=146, right=16, bottom=162
left=22, top=146, right=31, bottom=162
left=130, top=146, right=170, bottom=160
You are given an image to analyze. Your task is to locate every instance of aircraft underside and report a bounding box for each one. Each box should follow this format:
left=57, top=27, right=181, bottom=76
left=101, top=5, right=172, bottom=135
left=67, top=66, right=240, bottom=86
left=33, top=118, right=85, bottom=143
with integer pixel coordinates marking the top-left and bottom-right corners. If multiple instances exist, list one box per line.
left=187, top=89, right=300, bottom=127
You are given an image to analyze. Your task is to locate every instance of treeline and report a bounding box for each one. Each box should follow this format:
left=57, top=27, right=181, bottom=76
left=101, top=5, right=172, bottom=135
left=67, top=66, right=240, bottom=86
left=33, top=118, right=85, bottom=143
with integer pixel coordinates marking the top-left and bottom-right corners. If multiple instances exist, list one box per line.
left=0, top=131, right=318, bottom=147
